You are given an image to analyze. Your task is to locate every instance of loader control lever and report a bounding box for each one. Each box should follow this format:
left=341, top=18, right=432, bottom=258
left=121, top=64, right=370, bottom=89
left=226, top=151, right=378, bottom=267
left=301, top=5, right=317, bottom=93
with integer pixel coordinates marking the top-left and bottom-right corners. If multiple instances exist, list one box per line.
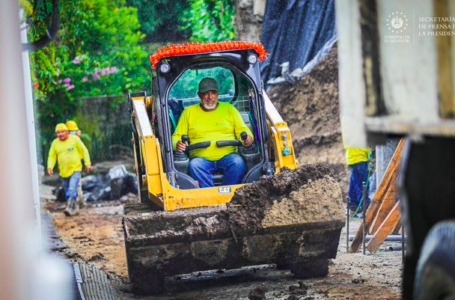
left=241, top=132, right=257, bottom=154
left=174, top=135, right=189, bottom=162
left=216, top=131, right=253, bottom=149
left=182, top=135, right=211, bottom=152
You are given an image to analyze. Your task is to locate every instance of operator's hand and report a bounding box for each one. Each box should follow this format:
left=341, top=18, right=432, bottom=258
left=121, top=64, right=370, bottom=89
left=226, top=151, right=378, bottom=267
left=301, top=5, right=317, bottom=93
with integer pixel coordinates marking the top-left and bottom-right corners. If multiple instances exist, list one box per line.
left=86, top=165, right=92, bottom=173
left=47, top=168, right=53, bottom=176
left=243, top=135, right=253, bottom=147
left=176, top=140, right=188, bottom=152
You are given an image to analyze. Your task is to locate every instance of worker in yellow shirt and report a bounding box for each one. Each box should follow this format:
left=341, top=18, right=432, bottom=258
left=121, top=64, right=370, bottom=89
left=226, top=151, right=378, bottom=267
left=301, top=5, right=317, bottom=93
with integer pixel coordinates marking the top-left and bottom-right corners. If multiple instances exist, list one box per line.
left=47, top=123, right=91, bottom=216
left=66, top=120, right=89, bottom=208
left=345, top=146, right=371, bottom=215
left=172, top=77, right=253, bottom=188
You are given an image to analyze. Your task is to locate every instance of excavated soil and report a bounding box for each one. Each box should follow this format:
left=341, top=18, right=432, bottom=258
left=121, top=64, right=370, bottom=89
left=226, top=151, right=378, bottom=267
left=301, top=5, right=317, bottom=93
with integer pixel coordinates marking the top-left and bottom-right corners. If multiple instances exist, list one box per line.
left=228, top=164, right=344, bottom=235
left=268, top=46, right=349, bottom=192
left=45, top=189, right=402, bottom=300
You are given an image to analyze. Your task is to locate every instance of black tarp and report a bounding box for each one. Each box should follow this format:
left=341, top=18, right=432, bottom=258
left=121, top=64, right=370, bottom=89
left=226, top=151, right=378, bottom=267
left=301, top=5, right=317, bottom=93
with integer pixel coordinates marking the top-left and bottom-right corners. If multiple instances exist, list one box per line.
left=260, top=0, right=336, bottom=85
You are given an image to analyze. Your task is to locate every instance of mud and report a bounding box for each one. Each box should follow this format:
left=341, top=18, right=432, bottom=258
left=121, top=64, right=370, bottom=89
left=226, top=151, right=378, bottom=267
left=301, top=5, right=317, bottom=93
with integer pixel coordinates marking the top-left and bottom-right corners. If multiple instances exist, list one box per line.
left=228, top=164, right=345, bottom=235
left=125, top=164, right=344, bottom=242
left=268, top=46, right=349, bottom=192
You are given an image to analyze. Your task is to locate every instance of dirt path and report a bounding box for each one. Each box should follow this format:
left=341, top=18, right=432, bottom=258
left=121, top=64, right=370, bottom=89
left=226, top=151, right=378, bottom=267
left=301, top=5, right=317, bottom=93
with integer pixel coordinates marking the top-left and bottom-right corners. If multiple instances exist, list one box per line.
left=46, top=195, right=402, bottom=300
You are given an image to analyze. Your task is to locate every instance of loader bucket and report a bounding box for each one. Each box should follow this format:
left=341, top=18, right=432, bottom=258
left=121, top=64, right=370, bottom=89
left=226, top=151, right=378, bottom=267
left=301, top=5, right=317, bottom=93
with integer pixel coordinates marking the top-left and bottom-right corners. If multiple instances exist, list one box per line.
left=123, top=164, right=345, bottom=294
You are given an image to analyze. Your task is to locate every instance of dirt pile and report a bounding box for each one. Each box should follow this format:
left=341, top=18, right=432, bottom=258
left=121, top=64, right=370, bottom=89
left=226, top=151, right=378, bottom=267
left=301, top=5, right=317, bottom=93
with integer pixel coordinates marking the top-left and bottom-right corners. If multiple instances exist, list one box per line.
left=268, top=46, right=348, bottom=191
left=228, top=164, right=345, bottom=235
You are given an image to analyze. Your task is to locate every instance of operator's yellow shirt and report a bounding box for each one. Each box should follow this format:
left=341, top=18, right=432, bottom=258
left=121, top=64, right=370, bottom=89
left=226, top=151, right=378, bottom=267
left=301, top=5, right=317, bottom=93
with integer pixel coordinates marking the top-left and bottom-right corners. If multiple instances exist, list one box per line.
left=172, top=102, right=253, bottom=161
left=47, top=135, right=91, bottom=178
left=345, top=147, right=371, bottom=166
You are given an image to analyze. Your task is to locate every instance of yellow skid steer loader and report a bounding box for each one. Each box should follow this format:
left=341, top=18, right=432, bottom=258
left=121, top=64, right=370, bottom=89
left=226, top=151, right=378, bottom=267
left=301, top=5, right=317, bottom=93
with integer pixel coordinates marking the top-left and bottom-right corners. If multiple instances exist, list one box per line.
left=123, top=42, right=344, bottom=294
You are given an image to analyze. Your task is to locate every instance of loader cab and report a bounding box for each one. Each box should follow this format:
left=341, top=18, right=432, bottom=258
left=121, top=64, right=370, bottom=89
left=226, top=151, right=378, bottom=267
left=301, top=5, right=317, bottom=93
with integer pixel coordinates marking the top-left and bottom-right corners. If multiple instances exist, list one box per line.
left=151, top=50, right=274, bottom=190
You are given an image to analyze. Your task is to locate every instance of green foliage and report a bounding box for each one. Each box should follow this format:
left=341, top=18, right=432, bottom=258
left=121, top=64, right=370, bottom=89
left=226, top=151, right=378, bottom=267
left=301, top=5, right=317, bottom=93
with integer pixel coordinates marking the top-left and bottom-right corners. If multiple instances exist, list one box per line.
left=169, top=67, right=234, bottom=99
left=28, top=0, right=238, bottom=164
left=30, top=0, right=149, bottom=162
left=182, top=0, right=235, bottom=42
left=125, top=0, right=190, bottom=42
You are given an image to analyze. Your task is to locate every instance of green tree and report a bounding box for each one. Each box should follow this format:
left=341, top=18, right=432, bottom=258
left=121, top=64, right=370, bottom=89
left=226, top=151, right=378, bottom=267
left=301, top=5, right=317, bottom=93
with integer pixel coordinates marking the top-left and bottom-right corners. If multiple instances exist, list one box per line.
left=182, top=0, right=235, bottom=42
left=125, top=0, right=190, bottom=42
left=29, top=0, right=149, bottom=161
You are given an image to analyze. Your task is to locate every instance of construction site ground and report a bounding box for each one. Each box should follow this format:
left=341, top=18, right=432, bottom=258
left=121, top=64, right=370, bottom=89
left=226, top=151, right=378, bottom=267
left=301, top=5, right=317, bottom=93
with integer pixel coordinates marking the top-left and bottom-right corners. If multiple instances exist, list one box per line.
left=42, top=186, right=402, bottom=300
left=40, top=45, right=403, bottom=299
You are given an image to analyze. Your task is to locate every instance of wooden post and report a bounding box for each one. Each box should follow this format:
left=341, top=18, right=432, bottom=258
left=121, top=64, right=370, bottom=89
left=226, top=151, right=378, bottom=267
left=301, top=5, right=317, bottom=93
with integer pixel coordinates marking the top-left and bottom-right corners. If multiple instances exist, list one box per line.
left=392, top=218, right=401, bottom=235
left=349, top=139, right=404, bottom=253
left=370, top=178, right=398, bottom=235
left=367, top=202, right=401, bottom=252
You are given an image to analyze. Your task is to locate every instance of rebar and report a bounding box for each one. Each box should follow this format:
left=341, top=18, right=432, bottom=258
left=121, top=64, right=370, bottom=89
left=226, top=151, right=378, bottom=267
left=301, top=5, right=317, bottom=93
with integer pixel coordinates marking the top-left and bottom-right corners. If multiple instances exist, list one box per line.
left=346, top=196, right=350, bottom=253
left=362, top=182, right=367, bottom=255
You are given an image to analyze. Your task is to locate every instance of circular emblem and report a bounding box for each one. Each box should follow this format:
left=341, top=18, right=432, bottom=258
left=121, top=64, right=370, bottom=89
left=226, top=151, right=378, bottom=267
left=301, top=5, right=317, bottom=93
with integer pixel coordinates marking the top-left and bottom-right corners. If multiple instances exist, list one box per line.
left=386, top=11, right=408, bottom=33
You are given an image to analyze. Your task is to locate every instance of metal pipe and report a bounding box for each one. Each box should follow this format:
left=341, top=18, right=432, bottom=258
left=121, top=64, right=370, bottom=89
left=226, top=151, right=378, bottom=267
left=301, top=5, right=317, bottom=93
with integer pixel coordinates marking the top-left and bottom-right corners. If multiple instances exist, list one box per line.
left=0, top=3, right=36, bottom=298
left=387, top=246, right=404, bottom=252
left=362, top=182, right=366, bottom=255
left=0, top=4, right=73, bottom=299
left=402, top=219, right=405, bottom=261
left=349, top=235, right=405, bottom=242
left=346, top=196, right=350, bottom=252
left=21, top=9, right=42, bottom=250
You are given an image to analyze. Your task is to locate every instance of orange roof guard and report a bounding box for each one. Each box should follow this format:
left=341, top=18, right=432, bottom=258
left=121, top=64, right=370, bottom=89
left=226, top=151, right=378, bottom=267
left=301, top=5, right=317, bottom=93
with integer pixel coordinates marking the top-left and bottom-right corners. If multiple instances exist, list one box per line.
left=149, top=41, right=269, bottom=69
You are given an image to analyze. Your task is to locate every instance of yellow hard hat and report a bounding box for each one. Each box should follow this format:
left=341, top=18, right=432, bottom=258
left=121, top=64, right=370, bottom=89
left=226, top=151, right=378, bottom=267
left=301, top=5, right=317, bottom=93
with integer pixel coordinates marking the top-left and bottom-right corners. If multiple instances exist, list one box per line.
left=55, top=123, right=68, bottom=132
left=66, top=120, right=79, bottom=131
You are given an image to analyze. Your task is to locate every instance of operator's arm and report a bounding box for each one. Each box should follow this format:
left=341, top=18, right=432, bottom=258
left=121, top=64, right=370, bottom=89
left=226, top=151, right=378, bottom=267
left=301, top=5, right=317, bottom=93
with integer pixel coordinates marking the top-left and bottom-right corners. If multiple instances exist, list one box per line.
left=172, top=109, right=189, bottom=150
left=231, top=106, right=253, bottom=143
left=47, top=141, right=57, bottom=176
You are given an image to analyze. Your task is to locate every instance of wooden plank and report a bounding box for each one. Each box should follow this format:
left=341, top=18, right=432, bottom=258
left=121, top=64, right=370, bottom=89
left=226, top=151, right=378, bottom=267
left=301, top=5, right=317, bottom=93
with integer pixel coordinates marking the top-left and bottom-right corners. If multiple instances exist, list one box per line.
left=377, top=0, right=440, bottom=123
left=367, top=201, right=401, bottom=253
left=349, top=139, right=404, bottom=253
left=370, top=176, right=397, bottom=235
left=335, top=0, right=368, bottom=147
left=391, top=217, right=401, bottom=235
left=435, top=0, right=455, bottom=118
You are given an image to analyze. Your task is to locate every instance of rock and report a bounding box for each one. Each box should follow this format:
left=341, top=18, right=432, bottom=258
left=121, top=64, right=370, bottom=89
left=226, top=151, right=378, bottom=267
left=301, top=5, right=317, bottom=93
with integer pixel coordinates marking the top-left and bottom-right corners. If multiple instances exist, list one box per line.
left=53, top=186, right=66, bottom=202
left=248, top=283, right=268, bottom=300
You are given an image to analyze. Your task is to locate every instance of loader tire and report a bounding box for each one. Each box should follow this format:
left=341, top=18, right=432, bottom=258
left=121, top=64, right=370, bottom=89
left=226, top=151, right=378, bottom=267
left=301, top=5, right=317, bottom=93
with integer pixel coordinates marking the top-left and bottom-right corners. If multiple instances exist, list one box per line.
left=413, top=221, right=455, bottom=300
left=290, top=259, right=329, bottom=279
left=132, top=273, right=165, bottom=295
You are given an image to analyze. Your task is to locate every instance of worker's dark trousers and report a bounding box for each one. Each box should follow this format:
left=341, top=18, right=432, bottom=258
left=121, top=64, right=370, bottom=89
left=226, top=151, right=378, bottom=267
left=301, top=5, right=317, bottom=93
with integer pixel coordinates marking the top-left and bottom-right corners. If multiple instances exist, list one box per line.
left=348, top=162, right=369, bottom=210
